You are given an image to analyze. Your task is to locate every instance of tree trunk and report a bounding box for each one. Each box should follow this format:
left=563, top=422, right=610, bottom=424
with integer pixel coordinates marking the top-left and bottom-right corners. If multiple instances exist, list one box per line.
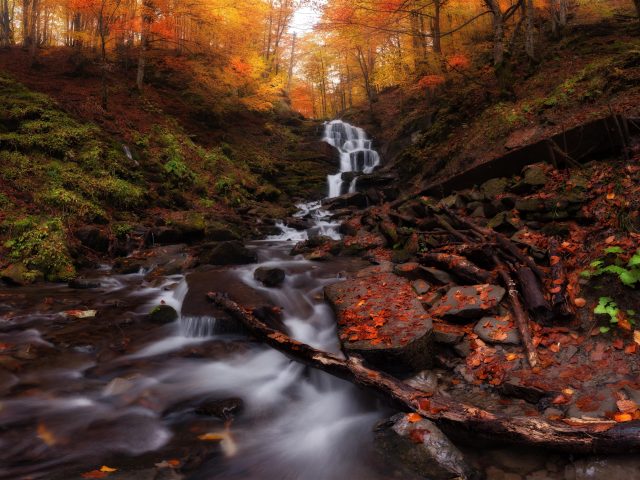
left=286, top=31, right=296, bottom=93
left=207, top=292, right=640, bottom=454
left=136, top=0, right=152, bottom=91
left=524, top=0, right=535, bottom=60
left=484, top=0, right=505, bottom=66
left=432, top=0, right=442, bottom=55
left=633, top=0, right=640, bottom=20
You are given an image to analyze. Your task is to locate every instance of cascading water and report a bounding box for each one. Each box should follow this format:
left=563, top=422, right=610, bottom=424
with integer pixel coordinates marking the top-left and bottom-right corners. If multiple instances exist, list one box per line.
left=324, top=120, right=381, bottom=198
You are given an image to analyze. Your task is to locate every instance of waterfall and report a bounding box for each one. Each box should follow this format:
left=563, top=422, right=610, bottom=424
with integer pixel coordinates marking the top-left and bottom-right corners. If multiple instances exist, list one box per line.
left=323, top=120, right=381, bottom=198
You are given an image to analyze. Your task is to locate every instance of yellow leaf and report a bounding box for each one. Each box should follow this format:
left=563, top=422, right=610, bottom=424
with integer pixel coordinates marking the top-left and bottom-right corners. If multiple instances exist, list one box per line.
left=634, top=330, right=640, bottom=346
left=406, top=413, right=422, bottom=423
left=37, top=422, right=56, bottom=446
left=198, top=432, right=226, bottom=441
left=100, top=466, right=117, bottom=473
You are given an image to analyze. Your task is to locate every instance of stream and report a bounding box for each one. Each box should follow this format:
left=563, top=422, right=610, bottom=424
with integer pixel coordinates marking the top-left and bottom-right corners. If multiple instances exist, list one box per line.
left=1, top=121, right=637, bottom=479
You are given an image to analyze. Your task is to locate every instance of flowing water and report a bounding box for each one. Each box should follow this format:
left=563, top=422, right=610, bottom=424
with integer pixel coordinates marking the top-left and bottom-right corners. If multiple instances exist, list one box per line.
left=324, top=120, right=381, bottom=198
left=2, top=120, right=632, bottom=479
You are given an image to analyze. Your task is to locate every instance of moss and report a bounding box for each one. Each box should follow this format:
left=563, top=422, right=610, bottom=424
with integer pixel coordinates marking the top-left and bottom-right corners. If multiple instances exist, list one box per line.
left=5, top=218, right=76, bottom=282
left=39, top=187, right=106, bottom=222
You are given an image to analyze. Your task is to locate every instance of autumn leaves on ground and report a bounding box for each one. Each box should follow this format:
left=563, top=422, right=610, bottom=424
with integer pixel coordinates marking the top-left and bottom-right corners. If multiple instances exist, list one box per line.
left=1, top=0, right=640, bottom=478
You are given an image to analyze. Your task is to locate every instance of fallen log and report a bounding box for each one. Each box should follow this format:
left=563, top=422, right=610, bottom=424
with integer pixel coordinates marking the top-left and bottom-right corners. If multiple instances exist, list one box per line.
left=419, top=253, right=492, bottom=284
left=516, top=267, right=553, bottom=323
left=549, top=239, right=574, bottom=318
left=493, top=258, right=540, bottom=368
left=207, top=292, right=640, bottom=454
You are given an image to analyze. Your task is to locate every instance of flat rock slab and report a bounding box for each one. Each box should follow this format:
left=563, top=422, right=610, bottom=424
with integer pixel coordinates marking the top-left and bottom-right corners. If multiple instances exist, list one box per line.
left=324, top=272, right=433, bottom=371
left=431, top=284, right=505, bottom=322
left=474, top=316, right=520, bottom=345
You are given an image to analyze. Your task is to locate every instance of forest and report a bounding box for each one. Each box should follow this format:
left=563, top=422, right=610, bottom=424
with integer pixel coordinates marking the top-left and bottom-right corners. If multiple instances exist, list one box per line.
left=0, top=0, right=640, bottom=479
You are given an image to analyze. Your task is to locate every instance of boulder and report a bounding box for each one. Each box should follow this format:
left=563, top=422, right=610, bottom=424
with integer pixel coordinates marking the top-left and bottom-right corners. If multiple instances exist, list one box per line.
left=75, top=226, right=110, bottom=253
left=522, top=163, right=548, bottom=187
left=148, top=304, right=178, bottom=324
left=325, top=272, right=433, bottom=372
left=68, top=278, right=101, bottom=289
left=473, top=316, right=520, bottom=345
left=254, top=267, right=286, bottom=287
left=393, top=262, right=423, bottom=280
left=411, top=279, right=431, bottom=295
left=197, top=241, right=257, bottom=266
left=375, top=413, right=476, bottom=480
left=431, top=284, right=505, bottom=322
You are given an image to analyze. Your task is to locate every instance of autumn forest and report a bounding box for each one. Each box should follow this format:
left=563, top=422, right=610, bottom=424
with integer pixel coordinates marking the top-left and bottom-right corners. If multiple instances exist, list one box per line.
left=1, top=0, right=640, bottom=479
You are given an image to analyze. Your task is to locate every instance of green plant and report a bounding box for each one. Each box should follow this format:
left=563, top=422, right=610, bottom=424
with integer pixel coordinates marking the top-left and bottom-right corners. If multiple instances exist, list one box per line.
left=581, top=247, right=640, bottom=287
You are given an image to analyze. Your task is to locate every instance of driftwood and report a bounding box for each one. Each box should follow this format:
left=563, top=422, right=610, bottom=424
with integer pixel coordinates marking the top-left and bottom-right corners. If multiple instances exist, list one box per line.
left=207, top=292, right=640, bottom=454
left=419, top=253, right=492, bottom=284
left=549, top=239, right=574, bottom=318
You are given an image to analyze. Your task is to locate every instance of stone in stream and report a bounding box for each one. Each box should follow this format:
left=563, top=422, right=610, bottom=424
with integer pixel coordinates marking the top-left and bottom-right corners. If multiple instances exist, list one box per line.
left=474, top=316, right=520, bottom=345
left=431, top=284, right=505, bottom=322
left=321, top=191, right=368, bottom=210
left=68, top=278, right=101, bottom=289
left=148, top=304, right=179, bottom=324
left=374, top=413, right=477, bottom=480
left=324, top=272, right=433, bottom=372
left=253, top=267, right=286, bottom=288
left=197, top=241, right=257, bottom=266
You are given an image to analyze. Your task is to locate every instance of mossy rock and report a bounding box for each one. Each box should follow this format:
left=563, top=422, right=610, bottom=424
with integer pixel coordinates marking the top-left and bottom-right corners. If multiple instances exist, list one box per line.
left=0, top=263, right=43, bottom=286
left=148, top=304, right=179, bottom=324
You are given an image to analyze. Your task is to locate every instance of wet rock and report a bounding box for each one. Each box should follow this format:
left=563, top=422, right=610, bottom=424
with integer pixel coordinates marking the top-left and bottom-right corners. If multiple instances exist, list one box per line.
left=325, top=272, right=433, bottom=372
left=204, top=226, right=240, bottom=242
left=0, top=368, right=18, bottom=395
left=356, top=172, right=399, bottom=190
left=379, top=221, right=399, bottom=246
left=254, top=267, right=286, bottom=287
left=474, top=316, right=520, bottom=345
left=197, top=241, right=257, bottom=266
left=488, top=212, right=522, bottom=232
left=453, top=338, right=472, bottom=358
left=322, top=191, right=367, bottom=210
left=481, top=177, right=509, bottom=198
left=285, top=217, right=311, bottom=231
left=290, top=236, right=335, bottom=256
left=375, top=413, right=476, bottom=480
left=470, top=206, right=486, bottom=218
left=432, top=285, right=505, bottom=322
left=195, top=397, right=244, bottom=419
left=567, top=456, right=640, bottom=480
left=253, top=305, right=287, bottom=333
left=148, top=304, right=178, bottom=324
left=68, top=278, right=101, bottom=289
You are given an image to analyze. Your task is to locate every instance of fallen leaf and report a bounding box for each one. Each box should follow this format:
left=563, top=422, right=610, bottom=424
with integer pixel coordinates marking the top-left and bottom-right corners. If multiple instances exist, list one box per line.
left=573, top=298, right=586, bottom=308
left=614, top=413, right=633, bottom=422
left=155, top=459, right=181, bottom=469
left=634, top=331, right=640, bottom=346
left=198, top=431, right=238, bottom=457
left=406, top=413, right=422, bottom=423
left=550, top=255, right=561, bottom=266
left=606, top=192, right=616, bottom=200
left=37, top=422, right=56, bottom=446
left=505, top=353, right=519, bottom=361
left=99, top=466, right=117, bottom=473
left=605, top=236, right=615, bottom=244
left=81, top=471, right=108, bottom=479
left=65, top=310, right=97, bottom=319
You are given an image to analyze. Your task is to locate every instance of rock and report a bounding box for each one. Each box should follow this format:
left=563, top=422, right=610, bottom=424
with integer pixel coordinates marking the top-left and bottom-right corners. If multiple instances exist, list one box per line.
left=432, top=285, right=506, bottom=322
left=481, top=177, right=509, bottom=198
left=195, top=397, right=244, bottom=419
left=254, top=267, right=285, bottom=287
left=470, top=206, right=486, bottom=218
left=75, top=226, right=110, bottom=253
left=522, top=164, right=548, bottom=187
left=433, top=324, right=465, bottom=345
left=453, top=338, right=472, bottom=357
left=394, top=262, right=423, bottom=280
left=375, top=413, right=476, bottom=480
left=501, top=379, right=551, bottom=404
left=148, top=304, right=178, bottom=324
left=68, top=278, right=101, bottom=289
left=411, top=279, right=431, bottom=295
left=379, top=221, right=399, bottom=245
left=405, top=370, right=438, bottom=393
left=356, top=172, right=399, bottom=190
left=0, top=263, right=42, bottom=286
left=474, top=316, right=520, bottom=345
left=515, top=198, right=545, bottom=213
left=421, top=267, right=455, bottom=285
left=197, top=241, right=257, bottom=266
left=321, top=191, right=367, bottom=210
left=324, top=272, right=433, bottom=372
left=488, top=212, right=522, bottom=232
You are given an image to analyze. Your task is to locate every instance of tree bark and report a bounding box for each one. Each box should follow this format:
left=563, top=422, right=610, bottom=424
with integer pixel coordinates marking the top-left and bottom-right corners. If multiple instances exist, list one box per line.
left=633, top=0, right=640, bottom=20
left=524, top=0, right=535, bottom=60
left=207, top=292, right=640, bottom=454
left=136, top=0, right=152, bottom=91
